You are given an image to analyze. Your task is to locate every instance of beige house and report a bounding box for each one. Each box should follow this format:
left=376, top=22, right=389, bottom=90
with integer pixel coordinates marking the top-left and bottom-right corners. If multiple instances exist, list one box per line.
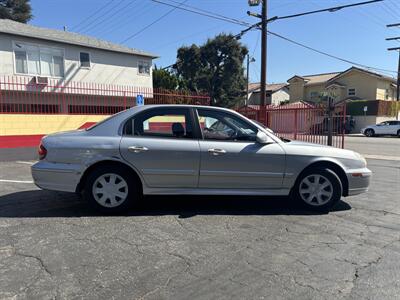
left=247, top=83, right=289, bottom=105
left=287, top=67, right=397, bottom=103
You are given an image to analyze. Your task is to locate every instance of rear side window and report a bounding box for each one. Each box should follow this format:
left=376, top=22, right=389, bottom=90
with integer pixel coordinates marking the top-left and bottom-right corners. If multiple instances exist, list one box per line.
left=131, top=108, right=193, bottom=139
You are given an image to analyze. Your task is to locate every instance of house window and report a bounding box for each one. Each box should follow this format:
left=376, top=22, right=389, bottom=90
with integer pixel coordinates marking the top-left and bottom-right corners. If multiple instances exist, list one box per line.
left=310, top=91, right=319, bottom=99
left=348, top=88, right=356, bottom=96
left=138, top=61, right=151, bottom=75
left=13, top=42, right=64, bottom=77
left=385, top=89, right=389, bottom=100
left=80, top=52, right=90, bottom=68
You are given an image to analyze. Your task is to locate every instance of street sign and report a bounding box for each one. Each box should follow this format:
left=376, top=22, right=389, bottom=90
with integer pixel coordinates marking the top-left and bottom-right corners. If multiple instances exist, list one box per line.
left=136, top=94, right=144, bottom=106
left=248, top=0, right=261, bottom=6
left=363, top=106, right=368, bottom=112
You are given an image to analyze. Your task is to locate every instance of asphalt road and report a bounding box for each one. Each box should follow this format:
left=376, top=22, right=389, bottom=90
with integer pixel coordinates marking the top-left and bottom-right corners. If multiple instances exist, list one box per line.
left=0, top=155, right=400, bottom=299
left=344, top=136, right=400, bottom=159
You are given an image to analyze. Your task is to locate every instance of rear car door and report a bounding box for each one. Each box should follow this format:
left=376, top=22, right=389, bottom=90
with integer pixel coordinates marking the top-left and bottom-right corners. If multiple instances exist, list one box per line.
left=196, top=108, right=286, bottom=189
left=120, top=107, right=200, bottom=188
left=388, top=121, right=400, bottom=134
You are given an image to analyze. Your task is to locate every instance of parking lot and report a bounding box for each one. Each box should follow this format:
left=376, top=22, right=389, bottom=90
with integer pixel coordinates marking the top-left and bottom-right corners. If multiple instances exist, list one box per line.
left=0, top=137, right=399, bottom=299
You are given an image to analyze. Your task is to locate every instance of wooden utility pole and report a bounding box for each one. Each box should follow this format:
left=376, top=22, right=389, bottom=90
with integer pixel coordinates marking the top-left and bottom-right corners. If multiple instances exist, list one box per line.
left=260, top=0, right=267, bottom=106
left=386, top=23, right=400, bottom=101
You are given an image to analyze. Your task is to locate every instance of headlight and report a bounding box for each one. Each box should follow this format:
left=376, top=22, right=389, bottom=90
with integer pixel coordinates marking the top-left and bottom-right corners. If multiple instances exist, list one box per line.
left=353, top=151, right=367, bottom=167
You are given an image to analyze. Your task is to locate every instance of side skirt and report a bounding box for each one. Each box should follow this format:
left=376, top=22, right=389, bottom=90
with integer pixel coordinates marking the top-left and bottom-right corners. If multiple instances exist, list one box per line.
left=143, top=187, right=291, bottom=196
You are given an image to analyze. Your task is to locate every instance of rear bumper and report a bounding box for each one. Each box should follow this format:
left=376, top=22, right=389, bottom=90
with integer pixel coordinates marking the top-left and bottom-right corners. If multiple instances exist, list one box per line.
left=31, top=161, right=82, bottom=192
left=346, top=168, right=372, bottom=196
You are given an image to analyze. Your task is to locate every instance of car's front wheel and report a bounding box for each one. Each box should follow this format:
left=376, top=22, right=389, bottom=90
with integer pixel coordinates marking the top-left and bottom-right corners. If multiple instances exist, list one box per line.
left=293, top=168, right=342, bottom=211
left=364, top=128, right=374, bottom=137
left=397, top=130, right=400, bottom=138
left=84, top=166, right=138, bottom=213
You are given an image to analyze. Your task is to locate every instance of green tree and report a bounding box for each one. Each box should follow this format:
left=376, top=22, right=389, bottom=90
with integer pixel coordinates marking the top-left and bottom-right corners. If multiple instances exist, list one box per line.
left=174, top=33, right=248, bottom=107
left=0, top=0, right=32, bottom=23
left=153, top=66, right=180, bottom=90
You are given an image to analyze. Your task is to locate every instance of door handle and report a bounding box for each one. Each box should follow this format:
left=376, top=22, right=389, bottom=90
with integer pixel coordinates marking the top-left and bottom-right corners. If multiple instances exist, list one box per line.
left=128, top=146, right=149, bottom=153
left=208, top=148, right=226, bottom=155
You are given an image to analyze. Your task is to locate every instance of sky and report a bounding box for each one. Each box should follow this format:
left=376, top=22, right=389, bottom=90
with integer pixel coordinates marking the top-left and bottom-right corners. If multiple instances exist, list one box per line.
left=29, top=0, right=400, bottom=84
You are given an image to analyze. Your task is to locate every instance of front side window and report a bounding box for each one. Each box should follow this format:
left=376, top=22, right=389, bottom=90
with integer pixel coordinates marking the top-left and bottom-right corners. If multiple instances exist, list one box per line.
left=13, top=42, right=64, bottom=77
left=80, top=52, right=90, bottom=68
left=133, top=108, right=193, bottom=139
left=138, top=61, right=151, bottom=75
left=197, top=109, right=257, bottom=141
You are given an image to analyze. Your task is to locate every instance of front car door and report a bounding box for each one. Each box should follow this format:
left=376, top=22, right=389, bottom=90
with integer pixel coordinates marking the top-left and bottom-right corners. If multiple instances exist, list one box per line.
left=374, top=121, right=390, bottom=134
left=120, top=107, right=200, bottom=188
left=195, top=108, right=286, bottom=190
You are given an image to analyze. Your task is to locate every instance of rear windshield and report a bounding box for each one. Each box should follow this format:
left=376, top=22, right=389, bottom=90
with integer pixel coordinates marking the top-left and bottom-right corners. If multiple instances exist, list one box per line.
left=86, top=110, right=126, bottom=131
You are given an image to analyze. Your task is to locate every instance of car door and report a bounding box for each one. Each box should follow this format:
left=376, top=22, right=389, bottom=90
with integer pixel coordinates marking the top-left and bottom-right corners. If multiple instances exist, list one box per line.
left=375, top=121, right=389, bottom=134
left=196, top=108, right=286, bottom=189
left=388, top=121, right=400, bottom=135
left=120, top=107, right=200, bottom=188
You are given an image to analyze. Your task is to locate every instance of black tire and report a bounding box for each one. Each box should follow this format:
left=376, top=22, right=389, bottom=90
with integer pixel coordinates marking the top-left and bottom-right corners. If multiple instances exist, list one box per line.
left=292, top=168, right=342, bottom=212
left=84, top=165, right=140, bottom=214
left=365, top=128, right=374, bottom=137
left=397, top=130, right=400, bottom=138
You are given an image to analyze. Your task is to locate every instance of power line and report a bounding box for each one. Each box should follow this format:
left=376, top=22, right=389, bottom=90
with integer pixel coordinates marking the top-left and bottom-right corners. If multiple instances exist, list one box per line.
left=71, top=0, right=116, bottom=31
left=92, top=1, right=153, bottom=37
left=81, top=0, right=138, bottom=34
left=76, top=0, right=126, bottom=33
left=149, top=0, right=250, bottom=27
left=267, top=30, right=397, bottom=75
left=154, top=0, right=397, bottom=77
left=120, top=0, right=190, bottom=44
left=165, top=0, right=251, bottom=27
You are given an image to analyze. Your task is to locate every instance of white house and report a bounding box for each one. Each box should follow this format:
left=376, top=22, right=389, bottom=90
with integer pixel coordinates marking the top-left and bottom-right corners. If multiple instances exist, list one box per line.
left=0, top=19, right=157, bottom=87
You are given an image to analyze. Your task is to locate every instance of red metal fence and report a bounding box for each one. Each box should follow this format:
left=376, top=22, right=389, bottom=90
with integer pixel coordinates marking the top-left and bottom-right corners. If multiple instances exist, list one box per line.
left=237, top=102, right=346, bottom=148
left=0, top=76, right=210, bottom=115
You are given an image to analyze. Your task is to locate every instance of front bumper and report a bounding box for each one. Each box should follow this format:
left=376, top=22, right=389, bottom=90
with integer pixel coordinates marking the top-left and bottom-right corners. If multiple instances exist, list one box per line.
left=31, top=161, right=82, bottom=192
left=346, top=167, right=372, bottom=196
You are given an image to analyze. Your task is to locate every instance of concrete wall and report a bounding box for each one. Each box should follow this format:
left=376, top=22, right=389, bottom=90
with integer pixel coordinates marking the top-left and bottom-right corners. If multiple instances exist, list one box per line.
left=0, top=33, right=153, bottom=88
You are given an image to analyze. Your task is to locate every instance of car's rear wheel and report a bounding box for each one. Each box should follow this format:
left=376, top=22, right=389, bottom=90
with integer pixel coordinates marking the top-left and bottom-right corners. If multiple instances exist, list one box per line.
left=84, top=166, right=138, bottom=213
left=365, top=128, right=374, bottom=137
left=293, top=168, right=342, bottom=211
left=397, top=130, right=400, bottom=138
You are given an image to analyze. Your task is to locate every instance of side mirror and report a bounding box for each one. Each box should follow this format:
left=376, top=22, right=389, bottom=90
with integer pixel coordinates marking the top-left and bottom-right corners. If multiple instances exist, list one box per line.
left=256, top=131, right=274, bottom=144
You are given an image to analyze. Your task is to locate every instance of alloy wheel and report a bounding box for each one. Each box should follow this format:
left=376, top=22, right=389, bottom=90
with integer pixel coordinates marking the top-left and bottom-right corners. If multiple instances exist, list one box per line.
left=299, top=174, right=333, bottom=206
left=92, top=173, right=129, bottom=208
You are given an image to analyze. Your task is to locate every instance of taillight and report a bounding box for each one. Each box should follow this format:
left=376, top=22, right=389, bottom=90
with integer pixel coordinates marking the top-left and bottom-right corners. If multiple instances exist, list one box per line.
left=38, top=143, right=47, bottom=160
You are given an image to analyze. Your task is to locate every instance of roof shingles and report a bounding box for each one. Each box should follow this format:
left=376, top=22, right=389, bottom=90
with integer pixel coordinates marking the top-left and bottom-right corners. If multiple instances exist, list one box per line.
left=0, top=19, right=157, bottom=58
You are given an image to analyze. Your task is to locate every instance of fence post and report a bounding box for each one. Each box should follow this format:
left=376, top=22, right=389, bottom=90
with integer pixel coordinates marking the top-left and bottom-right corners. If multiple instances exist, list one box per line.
left=327, top=98, right=333, bottom=146
left=342, top=102, right=346, bottom=149
left=294, top=109, right=298, bottom=140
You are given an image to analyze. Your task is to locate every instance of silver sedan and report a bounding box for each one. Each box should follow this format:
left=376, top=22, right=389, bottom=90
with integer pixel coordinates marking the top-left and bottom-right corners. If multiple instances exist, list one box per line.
left=31, top=105, right=371, bottom=213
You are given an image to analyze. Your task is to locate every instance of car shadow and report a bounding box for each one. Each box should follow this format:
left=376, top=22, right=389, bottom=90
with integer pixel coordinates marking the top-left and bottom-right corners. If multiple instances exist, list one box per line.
left=0, top=190, right=352, bottom=218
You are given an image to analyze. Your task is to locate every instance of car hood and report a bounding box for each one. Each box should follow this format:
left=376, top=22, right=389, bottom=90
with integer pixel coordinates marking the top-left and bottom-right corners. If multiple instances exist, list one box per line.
left=281, top=140, right=359, bottom=160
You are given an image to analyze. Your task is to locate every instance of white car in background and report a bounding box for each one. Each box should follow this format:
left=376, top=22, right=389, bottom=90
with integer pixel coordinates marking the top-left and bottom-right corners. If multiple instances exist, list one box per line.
left=361, top=120, right=400, bottom=137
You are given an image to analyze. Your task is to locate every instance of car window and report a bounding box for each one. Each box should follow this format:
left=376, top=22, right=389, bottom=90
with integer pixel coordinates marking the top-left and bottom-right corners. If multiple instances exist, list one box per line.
left=132, top=108, right=193, bottom=139
left=197, top=109, right=257, bottom=141
left=378, top=122, right=388, bottom=126
left=388, top=121, right=400, bottom=125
